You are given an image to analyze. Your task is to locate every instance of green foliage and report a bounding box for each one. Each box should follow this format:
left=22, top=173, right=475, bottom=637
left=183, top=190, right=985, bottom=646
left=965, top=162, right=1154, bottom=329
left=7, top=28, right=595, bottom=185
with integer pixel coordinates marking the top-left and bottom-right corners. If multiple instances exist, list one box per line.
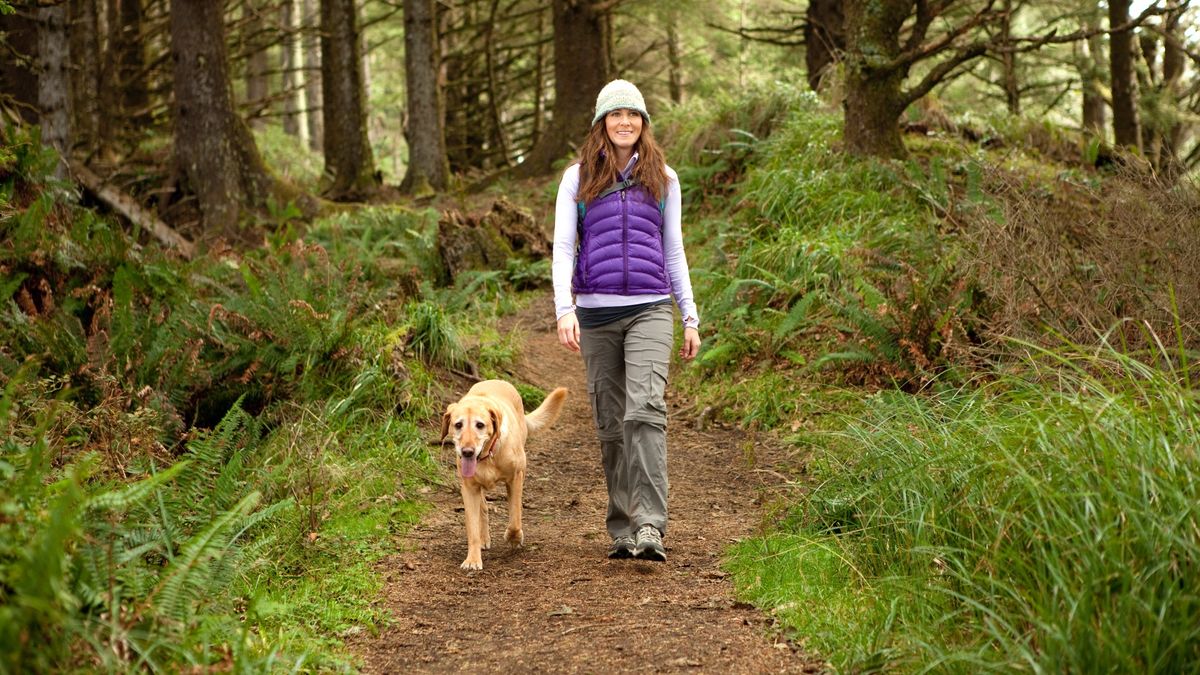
left=731, top=344, right=1200, bottom=671
left=1, top=385, right=296, bottom=672
left=0, top=126, right=525, bottom=670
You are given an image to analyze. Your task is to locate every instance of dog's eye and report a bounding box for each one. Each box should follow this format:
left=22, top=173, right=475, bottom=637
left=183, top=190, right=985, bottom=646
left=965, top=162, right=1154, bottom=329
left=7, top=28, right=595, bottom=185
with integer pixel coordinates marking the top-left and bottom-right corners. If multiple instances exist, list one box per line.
left=475, top=421, right=485, bottom=430
left=454, top=421, right=463, bottom=429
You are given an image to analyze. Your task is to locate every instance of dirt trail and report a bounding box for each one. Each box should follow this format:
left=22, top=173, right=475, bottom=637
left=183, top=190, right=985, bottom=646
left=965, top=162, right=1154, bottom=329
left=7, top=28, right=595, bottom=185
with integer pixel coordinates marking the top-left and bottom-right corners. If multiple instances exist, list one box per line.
left=355, top=295, right=817, bottom=673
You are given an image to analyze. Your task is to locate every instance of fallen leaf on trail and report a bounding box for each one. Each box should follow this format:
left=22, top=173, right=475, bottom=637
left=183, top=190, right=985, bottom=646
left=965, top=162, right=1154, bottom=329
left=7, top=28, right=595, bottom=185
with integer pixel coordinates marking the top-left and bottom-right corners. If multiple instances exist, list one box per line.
left=668, top=657, right=703, bottom=667
left=548, top=605, right=575, bottom=616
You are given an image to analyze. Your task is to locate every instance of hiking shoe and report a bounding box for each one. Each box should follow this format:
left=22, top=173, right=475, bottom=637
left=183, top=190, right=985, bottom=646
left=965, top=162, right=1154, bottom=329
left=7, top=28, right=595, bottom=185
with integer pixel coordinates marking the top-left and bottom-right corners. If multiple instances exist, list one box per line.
left=608, top=535, right=636, bottom=559
left=633, top=525, right=666, bottom=562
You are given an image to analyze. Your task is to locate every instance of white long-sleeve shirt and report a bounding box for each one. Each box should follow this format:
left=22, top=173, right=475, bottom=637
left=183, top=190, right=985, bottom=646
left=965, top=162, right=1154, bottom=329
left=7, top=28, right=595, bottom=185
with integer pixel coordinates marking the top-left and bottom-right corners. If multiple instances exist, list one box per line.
left=552, top=157, right=700, bottom=329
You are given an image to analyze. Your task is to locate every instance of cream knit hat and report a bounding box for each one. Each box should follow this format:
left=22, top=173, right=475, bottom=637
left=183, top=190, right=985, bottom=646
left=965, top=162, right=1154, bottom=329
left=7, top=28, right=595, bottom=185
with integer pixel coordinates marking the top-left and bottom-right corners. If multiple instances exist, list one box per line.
left=592, top=79, right=650, bottom=126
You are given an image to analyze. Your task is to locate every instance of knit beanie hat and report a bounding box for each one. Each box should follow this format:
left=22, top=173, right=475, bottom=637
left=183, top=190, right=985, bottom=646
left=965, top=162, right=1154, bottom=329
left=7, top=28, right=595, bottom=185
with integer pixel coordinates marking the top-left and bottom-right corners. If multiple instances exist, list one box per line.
left=592, top=79, right=650, bottom=126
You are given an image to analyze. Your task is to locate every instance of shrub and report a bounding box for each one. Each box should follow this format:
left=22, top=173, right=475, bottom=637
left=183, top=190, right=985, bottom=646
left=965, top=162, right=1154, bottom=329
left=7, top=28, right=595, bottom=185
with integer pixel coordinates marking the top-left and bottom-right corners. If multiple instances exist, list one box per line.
left=738, top=343, right=1200, bottom=671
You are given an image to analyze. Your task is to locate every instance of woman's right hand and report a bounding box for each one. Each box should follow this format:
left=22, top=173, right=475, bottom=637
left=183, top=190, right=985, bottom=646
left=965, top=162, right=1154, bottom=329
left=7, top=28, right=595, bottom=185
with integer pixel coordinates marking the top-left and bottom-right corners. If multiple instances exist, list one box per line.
left=557, top=312, right=581, bottom=353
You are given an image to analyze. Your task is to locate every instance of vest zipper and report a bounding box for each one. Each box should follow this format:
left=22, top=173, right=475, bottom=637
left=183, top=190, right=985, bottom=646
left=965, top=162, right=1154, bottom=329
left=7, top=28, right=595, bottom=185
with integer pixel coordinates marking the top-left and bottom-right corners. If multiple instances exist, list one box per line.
left=621, top=188, right=629, bottom=292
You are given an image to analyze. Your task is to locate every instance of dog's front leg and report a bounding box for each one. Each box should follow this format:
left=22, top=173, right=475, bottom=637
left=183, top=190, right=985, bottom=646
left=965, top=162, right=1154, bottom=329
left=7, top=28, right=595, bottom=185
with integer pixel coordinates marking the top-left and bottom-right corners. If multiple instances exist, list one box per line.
left=505, top=469, right=524, bottom=548
left=460, top=483, right=484, bottom=570
left=479, top=494, right=491, bottom=550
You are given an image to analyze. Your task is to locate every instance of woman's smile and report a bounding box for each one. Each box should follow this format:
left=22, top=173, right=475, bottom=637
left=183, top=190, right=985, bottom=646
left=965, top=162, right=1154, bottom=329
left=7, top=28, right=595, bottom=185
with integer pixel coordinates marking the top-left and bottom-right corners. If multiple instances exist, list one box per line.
left=605, top=108, right=643, bottom=158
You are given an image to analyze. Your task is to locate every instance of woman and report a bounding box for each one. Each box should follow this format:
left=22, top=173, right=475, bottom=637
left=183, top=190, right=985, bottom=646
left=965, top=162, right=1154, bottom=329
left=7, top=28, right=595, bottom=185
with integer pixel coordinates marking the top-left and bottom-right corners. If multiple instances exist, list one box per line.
left=552, top=79, right=701, bottom=562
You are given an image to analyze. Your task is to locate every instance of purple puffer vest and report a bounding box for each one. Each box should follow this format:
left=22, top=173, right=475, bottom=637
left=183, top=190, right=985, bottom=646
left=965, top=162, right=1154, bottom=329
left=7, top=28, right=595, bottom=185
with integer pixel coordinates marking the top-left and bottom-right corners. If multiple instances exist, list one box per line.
left=572, top=181, right=671, bottom=295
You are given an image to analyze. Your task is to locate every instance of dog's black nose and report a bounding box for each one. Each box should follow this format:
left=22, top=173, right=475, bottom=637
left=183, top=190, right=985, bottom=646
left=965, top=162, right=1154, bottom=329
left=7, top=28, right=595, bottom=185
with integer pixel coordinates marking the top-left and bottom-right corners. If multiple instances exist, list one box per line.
left=461, top=449, right=475, bottom=458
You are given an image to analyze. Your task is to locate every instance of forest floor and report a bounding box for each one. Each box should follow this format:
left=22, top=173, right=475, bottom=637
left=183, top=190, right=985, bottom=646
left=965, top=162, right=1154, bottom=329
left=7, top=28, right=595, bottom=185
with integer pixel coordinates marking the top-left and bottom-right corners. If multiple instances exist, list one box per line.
left=352, top=293, right=822, bottom=673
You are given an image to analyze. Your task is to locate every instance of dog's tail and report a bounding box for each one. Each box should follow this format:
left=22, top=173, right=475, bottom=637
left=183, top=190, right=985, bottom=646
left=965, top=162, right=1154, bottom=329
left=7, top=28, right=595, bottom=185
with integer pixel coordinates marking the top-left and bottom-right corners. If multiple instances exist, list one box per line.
left=525, top=387, right=568, bottom=434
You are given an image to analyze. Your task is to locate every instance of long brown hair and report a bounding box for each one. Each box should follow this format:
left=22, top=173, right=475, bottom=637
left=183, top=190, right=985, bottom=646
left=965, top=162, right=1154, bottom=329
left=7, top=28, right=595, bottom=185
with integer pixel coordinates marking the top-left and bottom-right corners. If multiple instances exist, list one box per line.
left=576, top=117, right=669, bottom=205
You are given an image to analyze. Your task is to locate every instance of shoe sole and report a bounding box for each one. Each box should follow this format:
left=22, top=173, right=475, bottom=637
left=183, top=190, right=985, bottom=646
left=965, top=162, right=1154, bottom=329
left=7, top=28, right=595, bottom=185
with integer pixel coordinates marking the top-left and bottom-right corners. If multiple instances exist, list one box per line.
left=608, top=546, right=635, bottom=559
left=634, top=544, right=666, bottom=562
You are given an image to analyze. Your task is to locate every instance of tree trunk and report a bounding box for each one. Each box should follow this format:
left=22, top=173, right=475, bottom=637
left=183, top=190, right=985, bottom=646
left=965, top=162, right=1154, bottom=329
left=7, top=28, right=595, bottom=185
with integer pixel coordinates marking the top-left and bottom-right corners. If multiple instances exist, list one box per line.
left=516, top=0, right=610, bottom=177
left=280, top=0, right=306, bottom=141
left=320, top=0, right=377, bottom=199
left=401, top=0, right=449, bottom=194
left=171, top=0, right=276, bottom=233
left=302, top=0, right=324, bottom=152
left=1078, top=12, right=1107, bottom=137
left=842, top=0, right=908, bottom=158
left=1000, top=0, right=1019, bottom=115
left=1108, top=0, right=1139, bottom=150
left=244, top=1, right=271, bottom=130
left=116, top=0, right=148, bottom=125
left=37, top=4, right=71, bottom=177
left=1157, top=8, right=1185, bottom=178
left=804, top=0, right=844, bottom=92
left=483, top=0, right=511, bottom=166
left=531, top=6, right=547, bottom=145
left=665, top=5, right=683, bottom=103
left=69, top=0, right=100, bottom=152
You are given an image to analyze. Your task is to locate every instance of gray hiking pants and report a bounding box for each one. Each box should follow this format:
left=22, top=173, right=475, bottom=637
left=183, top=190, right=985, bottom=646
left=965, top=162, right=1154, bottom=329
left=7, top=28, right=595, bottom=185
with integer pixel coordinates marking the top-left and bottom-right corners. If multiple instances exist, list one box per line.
left=579, top=304, right=673, bottom=539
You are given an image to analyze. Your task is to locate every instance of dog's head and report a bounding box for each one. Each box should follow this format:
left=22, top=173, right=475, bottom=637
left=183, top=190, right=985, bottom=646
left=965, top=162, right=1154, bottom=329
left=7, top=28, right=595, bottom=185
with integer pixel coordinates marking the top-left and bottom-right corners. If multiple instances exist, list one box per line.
left=441, top=401, right=501, bottom=479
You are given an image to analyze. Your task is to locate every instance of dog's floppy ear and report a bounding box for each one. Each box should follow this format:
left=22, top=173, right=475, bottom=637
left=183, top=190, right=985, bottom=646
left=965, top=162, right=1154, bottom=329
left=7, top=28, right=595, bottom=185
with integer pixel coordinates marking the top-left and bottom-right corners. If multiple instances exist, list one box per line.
left=440, top=407, right=453, bottom=442
left=483, top=407, right=502, bottom=456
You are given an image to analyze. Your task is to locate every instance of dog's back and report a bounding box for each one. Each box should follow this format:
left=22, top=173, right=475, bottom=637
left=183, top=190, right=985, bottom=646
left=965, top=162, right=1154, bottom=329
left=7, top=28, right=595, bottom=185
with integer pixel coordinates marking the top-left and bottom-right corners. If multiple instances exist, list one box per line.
left=464, top=380, right=568, bottom=434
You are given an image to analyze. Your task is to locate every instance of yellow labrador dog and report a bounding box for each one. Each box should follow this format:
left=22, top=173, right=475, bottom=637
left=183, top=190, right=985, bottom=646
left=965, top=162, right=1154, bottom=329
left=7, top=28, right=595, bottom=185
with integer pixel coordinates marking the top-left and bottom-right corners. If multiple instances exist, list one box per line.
left=441, top=380, right=567, bottom=570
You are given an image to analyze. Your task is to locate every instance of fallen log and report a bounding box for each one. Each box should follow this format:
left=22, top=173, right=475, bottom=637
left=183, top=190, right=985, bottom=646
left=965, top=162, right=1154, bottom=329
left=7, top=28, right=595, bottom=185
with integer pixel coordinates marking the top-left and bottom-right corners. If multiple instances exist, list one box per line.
left=69, top=160, right=196, bottom=259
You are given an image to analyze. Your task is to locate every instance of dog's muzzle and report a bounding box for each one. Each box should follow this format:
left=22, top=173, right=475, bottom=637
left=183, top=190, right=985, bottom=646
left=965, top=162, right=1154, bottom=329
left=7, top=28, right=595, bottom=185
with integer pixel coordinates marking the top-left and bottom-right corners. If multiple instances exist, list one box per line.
left=459, top=447, right=479, bottom=478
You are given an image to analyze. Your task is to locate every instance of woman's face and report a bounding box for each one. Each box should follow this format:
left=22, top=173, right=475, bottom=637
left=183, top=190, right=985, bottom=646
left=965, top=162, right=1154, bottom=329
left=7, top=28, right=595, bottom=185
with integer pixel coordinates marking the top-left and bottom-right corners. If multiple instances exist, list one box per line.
left=605, top=108, right=643, bottom=154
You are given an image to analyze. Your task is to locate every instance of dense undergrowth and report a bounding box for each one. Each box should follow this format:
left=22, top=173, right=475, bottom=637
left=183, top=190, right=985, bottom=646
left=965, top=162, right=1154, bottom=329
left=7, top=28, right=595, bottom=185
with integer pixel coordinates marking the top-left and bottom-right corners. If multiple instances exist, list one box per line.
left=0, top=124, right=541, bottom=671
left=4, top=80, right=1199, bottom=673
left=657, top=86, right=1200, bottom=671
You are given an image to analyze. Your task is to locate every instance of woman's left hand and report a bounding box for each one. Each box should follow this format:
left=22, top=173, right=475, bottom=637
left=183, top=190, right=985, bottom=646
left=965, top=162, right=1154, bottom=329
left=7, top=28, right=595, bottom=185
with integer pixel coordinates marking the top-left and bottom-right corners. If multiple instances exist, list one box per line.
left=679, top=326, right=701, bottom=360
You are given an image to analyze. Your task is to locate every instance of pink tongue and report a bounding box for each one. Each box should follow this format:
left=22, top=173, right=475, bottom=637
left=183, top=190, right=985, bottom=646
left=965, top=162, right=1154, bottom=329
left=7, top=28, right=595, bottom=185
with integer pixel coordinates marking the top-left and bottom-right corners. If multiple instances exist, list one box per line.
left=460, top=456, right=477, bottom=478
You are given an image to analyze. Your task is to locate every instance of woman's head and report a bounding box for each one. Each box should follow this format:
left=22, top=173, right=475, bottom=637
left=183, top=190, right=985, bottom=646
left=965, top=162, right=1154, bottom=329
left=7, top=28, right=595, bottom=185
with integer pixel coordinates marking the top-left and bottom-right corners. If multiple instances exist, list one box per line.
left=577, top=79, right=668, bottom=204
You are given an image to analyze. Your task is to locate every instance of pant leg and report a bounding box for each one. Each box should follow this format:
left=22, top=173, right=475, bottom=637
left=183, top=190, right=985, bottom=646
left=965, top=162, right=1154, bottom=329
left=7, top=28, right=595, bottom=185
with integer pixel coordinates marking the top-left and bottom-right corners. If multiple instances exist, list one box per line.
left=621, top=305, right=674, bottom=536
left=579, top=319, right=632, bottom=540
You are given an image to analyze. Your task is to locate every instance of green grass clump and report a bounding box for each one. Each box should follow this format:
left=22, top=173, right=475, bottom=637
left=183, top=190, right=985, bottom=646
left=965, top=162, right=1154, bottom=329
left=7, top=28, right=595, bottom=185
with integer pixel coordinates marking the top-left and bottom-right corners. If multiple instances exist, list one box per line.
left=728, top=344, right=1200, bottom=671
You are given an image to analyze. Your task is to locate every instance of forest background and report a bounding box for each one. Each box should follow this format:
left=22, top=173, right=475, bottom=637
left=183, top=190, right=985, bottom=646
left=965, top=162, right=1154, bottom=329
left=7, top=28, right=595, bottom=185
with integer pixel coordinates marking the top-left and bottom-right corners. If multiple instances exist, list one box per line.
left=2, top=0, right=1199, bottom=672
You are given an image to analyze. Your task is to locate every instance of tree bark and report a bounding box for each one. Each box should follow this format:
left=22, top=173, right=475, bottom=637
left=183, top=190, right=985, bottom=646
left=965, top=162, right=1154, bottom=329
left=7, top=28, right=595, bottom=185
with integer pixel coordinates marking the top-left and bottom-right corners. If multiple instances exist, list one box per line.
left=280, top=0, right=306, bottom=140
left=999, top=0, right=1019, bottom=115
left=1157, top=7, right=1185, bottom=177
left=401, top=0, right=449, bottom=194
left=804, top=0, right=844, bottom=92
left=1108, top=0, right=1139, bottom=150
left=171, top=0, right=276, bottom=233
left=1078, top=11, right=1107, bottom=137
left=665, top=4, right=683, bottom=103
left=37, top=3, right=71, bottom=177
left=244, top=1, right=271, bottom=130
left=842, top=0, right=908, bottom=158
left=69, top=0, right=100, bottom=152
left=115, top=0, right=148, bottom=125
left=302, top=0, right=324, bottom=152
left=516, top=0, right=611, bottom=177
left=320, top=0, right=377, bottom=199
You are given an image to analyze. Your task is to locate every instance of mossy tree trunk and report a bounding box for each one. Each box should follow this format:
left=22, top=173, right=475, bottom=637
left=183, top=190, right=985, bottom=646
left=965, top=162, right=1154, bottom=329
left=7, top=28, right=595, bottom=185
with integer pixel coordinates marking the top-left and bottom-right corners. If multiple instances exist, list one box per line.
left=841, top=0, right=992, bottom=160
left=842, top=0, right=910, bottom=159
left=170, top=0, right=277, bottom=233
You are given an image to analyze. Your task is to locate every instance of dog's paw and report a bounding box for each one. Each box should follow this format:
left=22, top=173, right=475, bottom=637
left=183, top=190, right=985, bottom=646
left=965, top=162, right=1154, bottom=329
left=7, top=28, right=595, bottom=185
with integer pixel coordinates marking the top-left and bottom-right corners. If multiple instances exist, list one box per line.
left=482, top=538, right=491, bottom=550
left=460, top=557, right=483, bottom=571
left=505, top=526, right=524, bottom=548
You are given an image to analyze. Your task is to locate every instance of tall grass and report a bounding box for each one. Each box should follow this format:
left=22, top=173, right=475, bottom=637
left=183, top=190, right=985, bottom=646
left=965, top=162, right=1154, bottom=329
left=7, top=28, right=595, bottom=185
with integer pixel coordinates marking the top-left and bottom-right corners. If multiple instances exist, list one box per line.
left=729, top=342, right=1200, bottom=671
